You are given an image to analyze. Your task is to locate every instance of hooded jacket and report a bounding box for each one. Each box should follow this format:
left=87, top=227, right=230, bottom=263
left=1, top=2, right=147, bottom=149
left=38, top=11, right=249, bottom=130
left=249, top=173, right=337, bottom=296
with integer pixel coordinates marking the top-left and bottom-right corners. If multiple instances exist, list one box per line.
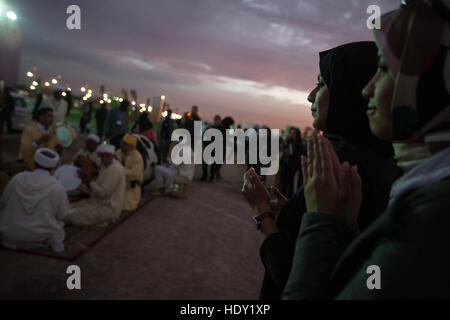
left=0, top=170, right=69, bottom=247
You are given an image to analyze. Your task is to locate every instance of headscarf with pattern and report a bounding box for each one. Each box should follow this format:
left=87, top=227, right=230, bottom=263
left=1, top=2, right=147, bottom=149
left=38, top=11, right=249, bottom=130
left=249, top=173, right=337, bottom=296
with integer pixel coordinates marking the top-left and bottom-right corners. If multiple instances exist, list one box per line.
left=373, top=0, right=450, bottom=140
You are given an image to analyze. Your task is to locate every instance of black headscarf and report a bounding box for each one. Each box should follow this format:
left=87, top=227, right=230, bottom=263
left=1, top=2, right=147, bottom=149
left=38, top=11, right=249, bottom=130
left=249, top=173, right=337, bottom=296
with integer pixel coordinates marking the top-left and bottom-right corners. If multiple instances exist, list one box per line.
left=319, top=41, right=393, bottom=156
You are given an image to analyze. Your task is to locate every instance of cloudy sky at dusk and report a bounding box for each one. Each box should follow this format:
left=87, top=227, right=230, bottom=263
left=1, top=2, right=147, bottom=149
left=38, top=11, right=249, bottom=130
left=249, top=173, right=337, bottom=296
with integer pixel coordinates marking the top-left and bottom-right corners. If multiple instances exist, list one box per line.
left=12, top=0, right=399, bottom=129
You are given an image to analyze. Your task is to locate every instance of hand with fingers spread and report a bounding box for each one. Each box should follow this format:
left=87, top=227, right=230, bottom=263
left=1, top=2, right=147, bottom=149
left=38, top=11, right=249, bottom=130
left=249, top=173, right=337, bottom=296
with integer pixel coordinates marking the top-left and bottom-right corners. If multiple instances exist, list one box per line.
left=241, top=167, right=271, bottom=214
left=301, top=131, right=362, bottom=233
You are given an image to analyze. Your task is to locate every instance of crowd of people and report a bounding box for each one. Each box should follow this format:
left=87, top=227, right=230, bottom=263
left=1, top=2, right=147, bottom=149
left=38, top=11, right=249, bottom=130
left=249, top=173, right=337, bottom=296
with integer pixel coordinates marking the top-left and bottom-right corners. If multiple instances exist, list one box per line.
left=0, top=88, right=254, bottom=253
left=0, top=0, right=448, bottom=300
left=242, top=0, right=450, bottom=299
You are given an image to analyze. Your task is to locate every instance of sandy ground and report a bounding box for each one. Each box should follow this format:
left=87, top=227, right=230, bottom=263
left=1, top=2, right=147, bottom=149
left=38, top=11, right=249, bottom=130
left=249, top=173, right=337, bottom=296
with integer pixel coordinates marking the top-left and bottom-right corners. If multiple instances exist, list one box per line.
left=0, top=131, right=266, bottom=300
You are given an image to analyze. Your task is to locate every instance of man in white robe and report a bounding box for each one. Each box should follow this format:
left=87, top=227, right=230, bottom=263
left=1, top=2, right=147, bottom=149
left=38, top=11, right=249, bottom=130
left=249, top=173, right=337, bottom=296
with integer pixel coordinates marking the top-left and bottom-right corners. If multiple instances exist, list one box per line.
left=0, top=148, right=69, bottom=252
left=73, top=133, right=101, bottom=166
left=39, top=85, right=68, bottom=124
left=65, top=144, right=126, bottom=226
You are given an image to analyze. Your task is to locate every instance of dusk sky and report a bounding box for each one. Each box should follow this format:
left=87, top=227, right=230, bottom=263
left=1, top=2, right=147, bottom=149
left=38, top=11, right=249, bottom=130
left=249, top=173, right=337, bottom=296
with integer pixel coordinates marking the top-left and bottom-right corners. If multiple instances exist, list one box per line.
left=13, top=0, right=399, bottom=129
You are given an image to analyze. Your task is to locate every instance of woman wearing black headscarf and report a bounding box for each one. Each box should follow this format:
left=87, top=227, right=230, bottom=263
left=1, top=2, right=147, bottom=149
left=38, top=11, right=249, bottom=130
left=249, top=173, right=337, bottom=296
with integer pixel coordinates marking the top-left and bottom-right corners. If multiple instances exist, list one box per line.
left=242, top=41, right=399, bottom=300
left=283, top=0, right=450, bottom=299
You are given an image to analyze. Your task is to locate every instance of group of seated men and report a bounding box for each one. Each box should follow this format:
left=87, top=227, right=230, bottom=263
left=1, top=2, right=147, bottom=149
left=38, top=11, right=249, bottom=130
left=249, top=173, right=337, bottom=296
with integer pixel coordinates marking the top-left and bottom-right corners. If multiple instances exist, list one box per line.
left=0, top=107, right=195, bottom=252
left=0, top=107, right=148, bottom=252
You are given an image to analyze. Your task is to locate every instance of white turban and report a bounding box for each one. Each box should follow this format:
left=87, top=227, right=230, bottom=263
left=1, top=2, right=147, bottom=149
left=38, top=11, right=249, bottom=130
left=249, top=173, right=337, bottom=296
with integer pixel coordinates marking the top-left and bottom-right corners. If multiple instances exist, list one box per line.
left=96, top=143, right=115, bottom=154
left=87, top=134, right=100, bottom=143
left=34, top=148, right=60, bottom=169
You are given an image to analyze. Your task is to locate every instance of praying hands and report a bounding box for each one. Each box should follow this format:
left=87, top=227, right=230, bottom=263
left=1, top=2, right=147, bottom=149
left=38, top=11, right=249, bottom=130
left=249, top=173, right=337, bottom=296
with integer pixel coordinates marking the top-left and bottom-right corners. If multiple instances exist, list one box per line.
left=301, top=131, right=362, bottom=234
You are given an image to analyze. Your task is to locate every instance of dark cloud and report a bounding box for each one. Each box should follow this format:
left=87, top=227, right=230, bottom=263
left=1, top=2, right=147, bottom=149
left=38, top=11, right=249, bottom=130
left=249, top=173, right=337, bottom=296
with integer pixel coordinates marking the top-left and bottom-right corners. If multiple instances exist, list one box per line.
left=13, top=0, right=399, bottom=129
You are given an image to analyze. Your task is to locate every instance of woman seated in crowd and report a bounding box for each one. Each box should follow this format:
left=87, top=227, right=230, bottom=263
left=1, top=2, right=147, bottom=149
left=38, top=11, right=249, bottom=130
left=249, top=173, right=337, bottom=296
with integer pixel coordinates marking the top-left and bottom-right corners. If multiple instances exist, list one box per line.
left=283, top=0, right=450, bottom=299
left=242, top=41, right=399, bottom=299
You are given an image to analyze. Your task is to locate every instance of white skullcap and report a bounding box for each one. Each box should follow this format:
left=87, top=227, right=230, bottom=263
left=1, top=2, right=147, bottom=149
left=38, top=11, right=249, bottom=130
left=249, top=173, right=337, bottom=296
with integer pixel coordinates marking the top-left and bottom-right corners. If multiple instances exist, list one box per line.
left=52, top=85, right=66, bottom=92
left=34, top=148, right=60, bottom=169
left=96, top=143, right=115, bottom=154
left=87, top=134, right=100, bottom=143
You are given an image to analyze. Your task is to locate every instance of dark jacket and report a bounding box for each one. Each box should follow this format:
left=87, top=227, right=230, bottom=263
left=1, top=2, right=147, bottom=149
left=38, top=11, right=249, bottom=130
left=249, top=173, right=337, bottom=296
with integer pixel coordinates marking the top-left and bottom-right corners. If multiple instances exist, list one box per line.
left=158, top=117, right=173, bottom=140
left=258, top=42, right=399, bottom=300
left=96, top=107, right=108, bottom=125
left=104, top=107, right=129, bottom=139
left=133, top=113, right=154, bottom=133
left=259, top=137, right=399, bottom=299
left=281, top=140, right=303, bottom=173
left=282, top=177, right=450, bottom=299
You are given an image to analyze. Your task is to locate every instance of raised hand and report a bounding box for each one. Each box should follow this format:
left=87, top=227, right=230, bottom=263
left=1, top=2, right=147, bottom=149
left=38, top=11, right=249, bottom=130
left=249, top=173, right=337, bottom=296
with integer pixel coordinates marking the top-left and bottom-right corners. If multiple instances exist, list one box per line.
left=269, top=186, right=287, bottom=221
left=302, top=131, right=339, bottom=214
left=301, top=132, right=362, bottom=233
left=242, top=167, right=271, bottom=214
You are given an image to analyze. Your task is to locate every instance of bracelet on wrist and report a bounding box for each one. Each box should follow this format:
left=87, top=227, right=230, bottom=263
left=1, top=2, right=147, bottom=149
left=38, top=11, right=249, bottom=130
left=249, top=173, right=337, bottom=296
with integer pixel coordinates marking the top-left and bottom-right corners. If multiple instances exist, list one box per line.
left=253, top=211, right=275, bottom=230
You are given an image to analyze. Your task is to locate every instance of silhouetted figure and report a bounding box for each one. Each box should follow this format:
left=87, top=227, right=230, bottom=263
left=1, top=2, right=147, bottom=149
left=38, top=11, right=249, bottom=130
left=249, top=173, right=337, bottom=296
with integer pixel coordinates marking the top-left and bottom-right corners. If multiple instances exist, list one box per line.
left=104, top=100, right=129, bottom=140
left=0, top=87, right=14, bottom=134
left=65, top=91, right=73, bottom=116
left=280, top=127, right=303, bottom=198
left=95, top=103, right=108, bottom=139
left=132, top=111, right=155, bottom=142
left=32, top=93, right=43, bottom=121
left=79, top=102, right=93, bottom=134
left=158, top=109, right=174, bottom=163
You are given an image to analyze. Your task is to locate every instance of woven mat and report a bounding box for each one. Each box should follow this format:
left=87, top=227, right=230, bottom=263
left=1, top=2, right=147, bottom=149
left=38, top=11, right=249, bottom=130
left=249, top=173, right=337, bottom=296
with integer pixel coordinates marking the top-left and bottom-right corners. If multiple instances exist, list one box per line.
left=1, top=196, right=153, bottom=261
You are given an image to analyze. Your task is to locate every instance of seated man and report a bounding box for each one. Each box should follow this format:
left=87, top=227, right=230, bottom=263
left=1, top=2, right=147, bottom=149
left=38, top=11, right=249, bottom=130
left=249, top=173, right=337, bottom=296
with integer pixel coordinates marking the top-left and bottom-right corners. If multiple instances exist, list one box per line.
left=0, top=148, right=69, bottom=252
left=73, top=134, right=101, bottom=194
left=73, top=134, right=101, bottom=166
left=169, top=142, right=195, bottom=198
left=115, top=134, right=144, bottom=211
left=149, top=140, right=194, bottom=197
left=18, top=107, right=62, bottom=170
left=149, top=164, right=174, bottom=196
left=65, top=144, right=126, bottom=226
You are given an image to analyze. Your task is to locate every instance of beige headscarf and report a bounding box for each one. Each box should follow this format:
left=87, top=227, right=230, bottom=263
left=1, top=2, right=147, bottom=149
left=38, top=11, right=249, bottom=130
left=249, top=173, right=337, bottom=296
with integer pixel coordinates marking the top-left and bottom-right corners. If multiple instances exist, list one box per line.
left=373, top=0, right=450, bottom=171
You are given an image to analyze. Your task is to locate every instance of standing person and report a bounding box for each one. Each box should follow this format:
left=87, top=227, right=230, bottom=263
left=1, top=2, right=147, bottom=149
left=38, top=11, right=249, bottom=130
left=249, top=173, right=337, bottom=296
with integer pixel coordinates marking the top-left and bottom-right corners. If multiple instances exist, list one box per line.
left=18, top=108, right=62, bottom=170
left=0, top=148, right=69, bottom=252
left=65, top=144, right=126, bottom=226
left=0, top=86, right=4, bottom=165
left=95, top=102, right=108, bottom=139
left=158, top=109, right=174, bottom=163
left=132, top=111, right=155, bottom=142
left=115, top=134, right=144, bottom=211
left=200, top=115, right=221, bottom=182
left=32, top=93, right=43, bottom=121
left=280, top=127, right=303, bottom=198
left=283, top=0, right=450, bottom=299
left=186, top=105, right=201, bottom=149
left=242, top=41, right=398, bottom=300
left=212, top=115, right=224, bottom=180
left=0, top=87, right=14, bottom=134
left=65, top=91, right=73, bottom=117
left=201, top=116, right=234, bottom=182
left=79, top=101, right=93, bottom=134
left=104, top=100, right=129, bottom=140
left=39, top=85, right=68, bottom=124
